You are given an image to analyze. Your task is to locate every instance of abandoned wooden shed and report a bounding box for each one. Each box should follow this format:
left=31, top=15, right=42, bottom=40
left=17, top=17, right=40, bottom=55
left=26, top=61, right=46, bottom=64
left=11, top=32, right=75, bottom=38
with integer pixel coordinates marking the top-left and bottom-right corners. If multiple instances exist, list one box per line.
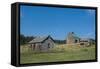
left=28, top=35, right=55, bottom=52
left=79, top=38, right=95, bottom=46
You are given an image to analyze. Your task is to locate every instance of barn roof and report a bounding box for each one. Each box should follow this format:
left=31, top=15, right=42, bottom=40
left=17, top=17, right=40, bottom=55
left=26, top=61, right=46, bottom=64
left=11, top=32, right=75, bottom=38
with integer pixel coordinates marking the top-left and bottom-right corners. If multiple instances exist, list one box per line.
left=67, top=32, right=80, bottom=39
left=80, top=38, right=93, bottom=41
left=73, top=36, right=80, bottom=39
left=28, top=35, right=54, bottom=43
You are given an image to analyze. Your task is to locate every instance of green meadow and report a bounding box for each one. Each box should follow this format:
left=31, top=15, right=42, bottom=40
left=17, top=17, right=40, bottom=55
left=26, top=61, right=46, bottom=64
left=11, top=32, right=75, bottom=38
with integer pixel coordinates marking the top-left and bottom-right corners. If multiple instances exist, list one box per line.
left=20, top=44, right=95, bottom=64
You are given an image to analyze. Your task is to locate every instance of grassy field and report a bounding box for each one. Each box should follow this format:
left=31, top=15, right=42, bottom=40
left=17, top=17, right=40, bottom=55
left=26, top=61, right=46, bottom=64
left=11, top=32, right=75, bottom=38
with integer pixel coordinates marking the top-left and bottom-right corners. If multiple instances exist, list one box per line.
left=20, top=44, right=96, bottom=64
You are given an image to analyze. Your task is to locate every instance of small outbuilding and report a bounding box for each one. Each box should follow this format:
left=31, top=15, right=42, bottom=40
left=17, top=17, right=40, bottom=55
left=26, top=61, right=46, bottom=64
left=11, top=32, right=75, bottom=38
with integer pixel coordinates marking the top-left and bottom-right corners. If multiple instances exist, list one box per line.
left=28, top=35, right=55, bottom=52
left=80, top=38, right=95, bottom=46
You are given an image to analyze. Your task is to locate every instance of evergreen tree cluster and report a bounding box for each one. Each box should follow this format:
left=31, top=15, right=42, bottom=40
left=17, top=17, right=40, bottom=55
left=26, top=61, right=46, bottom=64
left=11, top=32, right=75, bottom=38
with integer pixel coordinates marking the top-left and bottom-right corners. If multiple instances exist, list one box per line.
left=20, top=34, right=35, bottom=45
left=54, top=39, right=66, bottom=44
left=20, top=34, right=66, bottom=45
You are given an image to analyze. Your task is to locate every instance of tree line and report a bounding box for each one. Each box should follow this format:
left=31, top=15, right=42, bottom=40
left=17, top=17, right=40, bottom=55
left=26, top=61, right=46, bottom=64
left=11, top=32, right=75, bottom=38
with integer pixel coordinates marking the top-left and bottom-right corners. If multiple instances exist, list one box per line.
left=54, top=39, right=66, bottom=44
left=20, top=34, right=35, bottom=45
left=20, top=34, right=66, bottom=45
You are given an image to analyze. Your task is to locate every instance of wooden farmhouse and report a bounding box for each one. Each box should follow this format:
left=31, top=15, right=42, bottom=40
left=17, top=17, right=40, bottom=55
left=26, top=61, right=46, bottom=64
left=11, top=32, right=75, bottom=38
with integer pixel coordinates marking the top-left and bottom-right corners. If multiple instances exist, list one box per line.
left=29, top=35, right=55, bottom=52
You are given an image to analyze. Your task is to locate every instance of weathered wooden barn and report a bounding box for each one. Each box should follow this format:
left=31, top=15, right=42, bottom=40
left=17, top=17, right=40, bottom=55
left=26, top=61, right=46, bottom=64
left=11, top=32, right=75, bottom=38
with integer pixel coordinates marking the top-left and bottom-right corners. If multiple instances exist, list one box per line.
left=28, top=35, right=55, bottom=52
left=66, top=32, right=80, bottom=44
left=66, top=32, right=95, bottom=46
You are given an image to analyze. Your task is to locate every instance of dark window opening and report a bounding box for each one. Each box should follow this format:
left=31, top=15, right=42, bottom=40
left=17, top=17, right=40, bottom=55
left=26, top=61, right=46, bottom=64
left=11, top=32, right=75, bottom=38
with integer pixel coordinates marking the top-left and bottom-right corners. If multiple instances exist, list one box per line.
left=48, top=43, right=50, bottom=48
left=33, top=44, right=35, bottom=49
left=80, top=43, right=84, bottom=45
left=75, top=40, right=78, bottom=43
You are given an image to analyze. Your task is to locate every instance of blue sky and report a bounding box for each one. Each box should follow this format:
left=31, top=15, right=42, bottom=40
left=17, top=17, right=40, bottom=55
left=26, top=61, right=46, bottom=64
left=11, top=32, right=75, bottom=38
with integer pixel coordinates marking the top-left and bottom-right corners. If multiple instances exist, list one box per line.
left=20, top=5, right=95, bottom=40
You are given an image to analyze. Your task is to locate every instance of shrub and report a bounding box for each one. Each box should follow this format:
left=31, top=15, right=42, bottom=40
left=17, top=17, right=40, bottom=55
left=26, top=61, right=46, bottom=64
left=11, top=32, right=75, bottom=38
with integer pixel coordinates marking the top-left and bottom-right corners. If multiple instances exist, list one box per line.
left=81, top=48, right=88, bottom=52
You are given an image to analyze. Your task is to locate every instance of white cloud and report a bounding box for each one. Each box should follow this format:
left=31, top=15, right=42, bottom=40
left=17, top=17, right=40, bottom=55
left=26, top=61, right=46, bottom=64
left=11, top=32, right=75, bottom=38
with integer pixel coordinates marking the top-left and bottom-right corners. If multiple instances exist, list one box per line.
left=81, top=32, right=95, bottom=39
left=86, top=9, right=95, bottom=15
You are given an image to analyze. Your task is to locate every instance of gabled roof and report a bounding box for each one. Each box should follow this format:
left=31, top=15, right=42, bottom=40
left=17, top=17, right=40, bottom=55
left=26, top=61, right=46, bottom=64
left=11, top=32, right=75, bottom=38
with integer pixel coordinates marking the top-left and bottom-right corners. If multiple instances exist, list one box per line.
left=67, top=32, right=80, bottom=39
left=73, top=36, right=80, bottom=39
left=28, top=35, right=54, bottom=43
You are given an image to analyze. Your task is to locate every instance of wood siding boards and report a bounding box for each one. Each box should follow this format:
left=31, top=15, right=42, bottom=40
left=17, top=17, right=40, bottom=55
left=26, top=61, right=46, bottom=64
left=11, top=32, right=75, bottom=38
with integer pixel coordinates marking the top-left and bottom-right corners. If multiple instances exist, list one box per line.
left=28, top=36, right=55, bottom=52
